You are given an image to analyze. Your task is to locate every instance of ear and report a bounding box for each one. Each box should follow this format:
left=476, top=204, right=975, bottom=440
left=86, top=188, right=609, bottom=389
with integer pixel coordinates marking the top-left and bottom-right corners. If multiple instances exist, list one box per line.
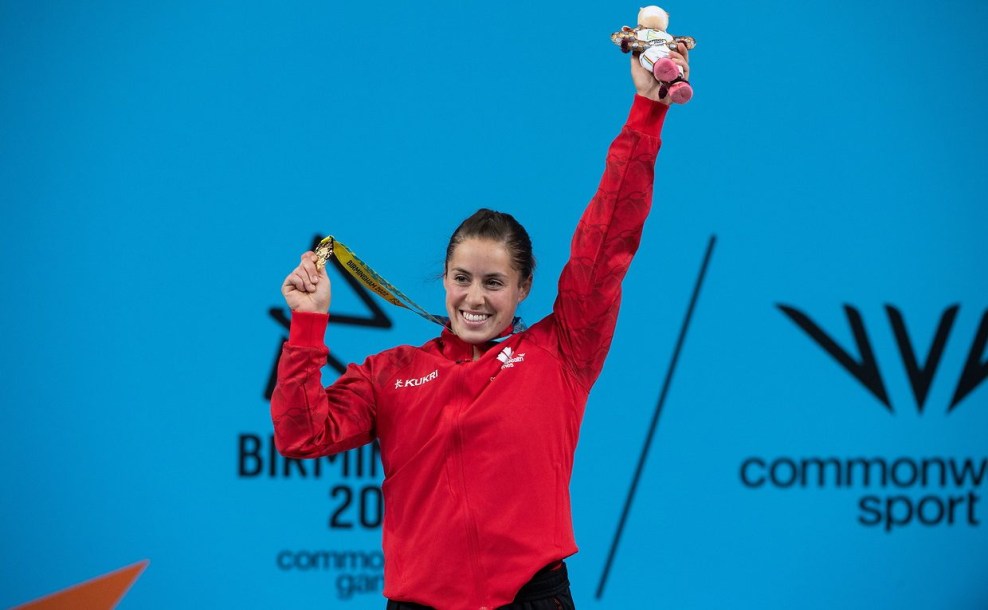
left=518, top=276, right=533, bottom=302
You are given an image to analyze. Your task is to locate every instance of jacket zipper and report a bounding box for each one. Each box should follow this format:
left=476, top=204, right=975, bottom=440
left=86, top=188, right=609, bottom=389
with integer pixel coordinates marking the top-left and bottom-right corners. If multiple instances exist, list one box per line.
left=452, top=362, right=489, bottom=607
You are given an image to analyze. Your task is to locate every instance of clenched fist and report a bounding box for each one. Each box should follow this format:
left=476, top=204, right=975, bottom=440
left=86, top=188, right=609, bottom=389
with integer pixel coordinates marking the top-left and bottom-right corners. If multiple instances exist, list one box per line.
left=632, top=42, right=690, bottom=104
left=282, top=251, right=331, bottom=313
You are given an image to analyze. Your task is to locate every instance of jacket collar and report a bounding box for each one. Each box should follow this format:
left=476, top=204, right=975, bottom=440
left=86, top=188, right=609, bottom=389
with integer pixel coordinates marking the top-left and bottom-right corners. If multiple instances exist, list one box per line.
left=438, top=323, right=516, bottom=362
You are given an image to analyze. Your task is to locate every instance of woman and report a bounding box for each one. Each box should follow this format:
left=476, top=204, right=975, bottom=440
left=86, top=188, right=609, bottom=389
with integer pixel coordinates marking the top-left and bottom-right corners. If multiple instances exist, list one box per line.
left=273, top=48, right=690, bottom=610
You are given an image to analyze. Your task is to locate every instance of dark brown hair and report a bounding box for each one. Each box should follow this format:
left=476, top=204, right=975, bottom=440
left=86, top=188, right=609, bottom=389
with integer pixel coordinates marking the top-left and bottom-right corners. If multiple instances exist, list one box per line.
left=444, top=208, right=535, bottom=282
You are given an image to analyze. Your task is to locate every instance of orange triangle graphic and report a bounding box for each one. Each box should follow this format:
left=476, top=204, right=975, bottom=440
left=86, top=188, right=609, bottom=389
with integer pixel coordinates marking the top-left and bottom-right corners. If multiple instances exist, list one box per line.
left=13, top=560, right=149, bottom=610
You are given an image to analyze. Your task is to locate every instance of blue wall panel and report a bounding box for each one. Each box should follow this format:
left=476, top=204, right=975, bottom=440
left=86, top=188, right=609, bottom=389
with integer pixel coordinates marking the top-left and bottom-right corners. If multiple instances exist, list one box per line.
left=2, top=1, right=985, bottom=608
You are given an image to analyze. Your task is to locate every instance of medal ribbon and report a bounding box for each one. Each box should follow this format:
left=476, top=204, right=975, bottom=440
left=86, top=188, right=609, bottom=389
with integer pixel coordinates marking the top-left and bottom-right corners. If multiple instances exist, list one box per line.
left=314, top=236, right=448, bottom=328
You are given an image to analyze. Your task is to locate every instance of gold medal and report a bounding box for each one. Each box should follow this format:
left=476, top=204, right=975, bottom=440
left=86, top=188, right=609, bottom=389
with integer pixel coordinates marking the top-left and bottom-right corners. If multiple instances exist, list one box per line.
left=314, top=236, right=335, bottom=270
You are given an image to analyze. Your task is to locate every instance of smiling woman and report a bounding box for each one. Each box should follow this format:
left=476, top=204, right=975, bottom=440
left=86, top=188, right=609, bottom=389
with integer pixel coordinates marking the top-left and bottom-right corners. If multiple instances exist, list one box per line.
left=442, top=210, right=534, bottom=353
left=272, top=43, right=689, bottom=610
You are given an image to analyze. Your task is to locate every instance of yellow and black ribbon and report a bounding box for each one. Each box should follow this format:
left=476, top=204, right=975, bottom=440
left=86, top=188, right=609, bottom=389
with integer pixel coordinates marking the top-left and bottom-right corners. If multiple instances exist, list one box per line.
left=314, top=236, right=448, bottom=328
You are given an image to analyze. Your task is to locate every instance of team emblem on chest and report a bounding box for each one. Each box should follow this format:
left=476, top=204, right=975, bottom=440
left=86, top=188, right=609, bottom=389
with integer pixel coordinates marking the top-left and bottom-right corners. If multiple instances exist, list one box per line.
left=496, top=346, right=526, bottom=369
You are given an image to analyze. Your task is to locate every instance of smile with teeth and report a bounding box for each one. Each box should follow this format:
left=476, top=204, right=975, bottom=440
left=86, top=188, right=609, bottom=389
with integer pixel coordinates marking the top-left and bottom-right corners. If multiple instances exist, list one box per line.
left=461, top=311, right=492, bottom=323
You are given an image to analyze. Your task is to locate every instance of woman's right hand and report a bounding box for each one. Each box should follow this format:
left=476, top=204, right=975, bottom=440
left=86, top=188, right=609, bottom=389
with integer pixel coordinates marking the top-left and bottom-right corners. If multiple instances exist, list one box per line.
left=282, top=251, right=331, bottom=313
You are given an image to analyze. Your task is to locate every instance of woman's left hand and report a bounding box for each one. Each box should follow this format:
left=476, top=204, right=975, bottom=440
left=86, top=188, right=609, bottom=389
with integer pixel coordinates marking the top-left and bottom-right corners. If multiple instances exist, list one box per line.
left=631, top=43, right=690, bottom=105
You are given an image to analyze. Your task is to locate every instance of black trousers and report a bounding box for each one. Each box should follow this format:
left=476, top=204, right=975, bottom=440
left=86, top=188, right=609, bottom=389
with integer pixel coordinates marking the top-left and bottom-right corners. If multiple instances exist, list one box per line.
left=385, top=561, right=576, bottom=610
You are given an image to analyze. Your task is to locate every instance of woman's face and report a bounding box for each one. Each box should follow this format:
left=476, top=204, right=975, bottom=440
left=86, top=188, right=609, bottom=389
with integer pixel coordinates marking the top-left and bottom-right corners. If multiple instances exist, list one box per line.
left=443, top=237, right=531, bottom=344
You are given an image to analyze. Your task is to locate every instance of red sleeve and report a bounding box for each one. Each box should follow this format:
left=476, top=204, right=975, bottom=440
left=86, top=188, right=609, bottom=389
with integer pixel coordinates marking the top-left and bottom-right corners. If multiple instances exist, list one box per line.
left=553, top=95, right=667, bottom=389
left=270, top=311, right=377, bottom=457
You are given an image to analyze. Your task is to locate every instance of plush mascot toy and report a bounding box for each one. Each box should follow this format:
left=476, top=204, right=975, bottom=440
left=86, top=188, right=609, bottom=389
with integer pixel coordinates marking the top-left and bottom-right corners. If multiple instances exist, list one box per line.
left=612, top=5, right=696, bottom=104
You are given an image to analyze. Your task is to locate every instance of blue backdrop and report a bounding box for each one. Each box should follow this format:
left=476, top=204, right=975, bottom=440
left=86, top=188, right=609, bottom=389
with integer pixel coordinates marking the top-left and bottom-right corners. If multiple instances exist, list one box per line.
left=2, top=1, right=986, bottom=608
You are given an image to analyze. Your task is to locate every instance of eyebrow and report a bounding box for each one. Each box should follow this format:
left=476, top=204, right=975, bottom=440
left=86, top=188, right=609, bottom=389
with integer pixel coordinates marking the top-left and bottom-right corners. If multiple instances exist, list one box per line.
left=450, top=268, right=509, bottom=279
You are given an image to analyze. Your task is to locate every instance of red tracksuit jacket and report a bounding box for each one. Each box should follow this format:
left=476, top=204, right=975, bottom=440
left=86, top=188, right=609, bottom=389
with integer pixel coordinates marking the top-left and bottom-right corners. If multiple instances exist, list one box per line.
left=272, top=95, right=667, bottom=610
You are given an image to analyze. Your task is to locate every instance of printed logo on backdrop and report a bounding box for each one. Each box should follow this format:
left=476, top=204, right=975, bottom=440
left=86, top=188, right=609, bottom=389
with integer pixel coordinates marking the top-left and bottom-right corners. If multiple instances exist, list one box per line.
left=778, top=304, right=988, bottom=413
left=740, top=304, right=987, bottom=534
left=240, top=235, right=392, bottom=602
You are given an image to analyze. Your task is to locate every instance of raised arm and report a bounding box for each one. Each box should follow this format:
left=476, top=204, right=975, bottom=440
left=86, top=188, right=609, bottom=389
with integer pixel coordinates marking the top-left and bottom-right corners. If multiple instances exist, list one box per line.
left=270, top=254, right=377, bottom=457
left=553, top=49, right=689, bottom=389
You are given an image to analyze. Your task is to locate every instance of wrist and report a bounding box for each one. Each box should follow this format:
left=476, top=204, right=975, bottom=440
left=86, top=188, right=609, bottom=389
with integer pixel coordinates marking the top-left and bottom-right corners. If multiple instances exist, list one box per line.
left=626, top=95, right=669, bottom=137
left=288, top=311, right=330, bottom=348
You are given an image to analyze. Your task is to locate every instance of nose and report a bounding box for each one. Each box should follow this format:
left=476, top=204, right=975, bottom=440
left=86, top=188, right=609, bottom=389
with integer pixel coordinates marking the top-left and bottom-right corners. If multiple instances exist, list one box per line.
left=465, top=281, right=485, bottom=308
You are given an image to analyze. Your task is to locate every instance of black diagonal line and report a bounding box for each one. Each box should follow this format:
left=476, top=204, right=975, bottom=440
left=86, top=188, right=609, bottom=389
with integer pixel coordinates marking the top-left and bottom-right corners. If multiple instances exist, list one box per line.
left=596, top=234, right=716, bottom=600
